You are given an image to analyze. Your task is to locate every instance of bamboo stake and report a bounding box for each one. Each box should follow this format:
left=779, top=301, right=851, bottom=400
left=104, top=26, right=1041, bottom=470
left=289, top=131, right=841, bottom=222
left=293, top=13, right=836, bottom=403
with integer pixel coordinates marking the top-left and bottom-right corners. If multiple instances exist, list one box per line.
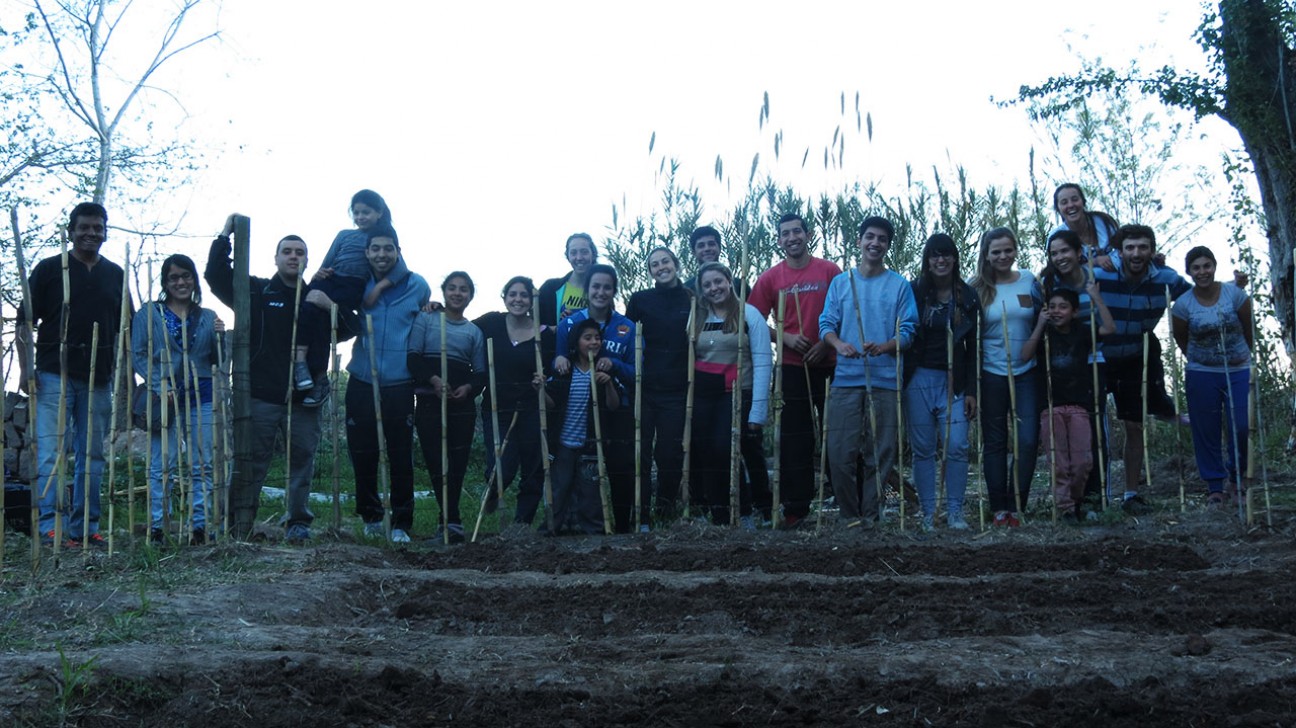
left=145, top=263, right=155, bottom=541
left=588, top=350, right=614, bottom=534
left=975, top=317, right=985, bottom=530
left=471, top=411, right=519, bottom=542
left=771, top=291, right=785, bottom=529
left=681, top=306, right=696, bottom=520
left=1218, top=312, right=1245, bottom=524
left=1002, top=302, right=1023, bottom=521
left=791, top=289, right=820, bottom=439
left=815, top=385, right=831, bottom=534
left=188, top=340, right=209, bottom=543
left=1166, top=285, right=1185, bottom=513
left=1246, top=278, right=1272, bottom=526
left=1087, top=261, right=1107, bottom=509
left=12, top=208, right=40, bottom=567
left=1141, top=332, right=1154, bottom=495
left=283, top=276, right=304, bottom=540
left=729, top=310, right=744, bottom=528
left=365, top=315, right=392, bottom=538
left=209, top=363, right=220, bottom=534
left=531, top=297, right=554, bottom=534
left=848, top=269, right=883, bottom=526
left=940, top=317, right=954, bottom=520
left=82, top=323, right=99, bottom=552
left=0, top=254, right=5, bottom=563
left=1043, top=325, right=1058, bottom=524
left=484, top=338, right=505, bottom=532
left=633, top=323, right=643, bottom=532
left=53, top=234, right=71, bottom=558
left=895, top=316, right=905, bottom=530
left=110, top=248, right=132, bottom=552
left=330, top=304, right=341, bottom=531
left=181, top=317, right=195, bottom=542
left=439, top=312, right=450, bottom=544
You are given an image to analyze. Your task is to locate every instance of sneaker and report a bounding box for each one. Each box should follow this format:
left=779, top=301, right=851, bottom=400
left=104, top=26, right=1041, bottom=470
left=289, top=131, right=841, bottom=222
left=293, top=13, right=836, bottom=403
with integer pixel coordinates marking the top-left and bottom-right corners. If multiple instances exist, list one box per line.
left=918, top=514, right=934, bottom=532
left=390, top=528, right=411, bottom=544
left=638, top=524, right=651, bottom=534
left=40, top=530, right=55, bottom=546
left=739, top=515, right=757, bottom=532
left=284, top=523, right=312, bottom=544
left=85, top=533, right=107, bottom=549
left=993, top=511, right=1020, bottom=528
left=301, top=378, right=330, bottom=408
left=426, top=524, right=465, bottom=544
left=947, top=512, right=970, bottom=531
left=293, top=361, right=313, bottom=391
left=781, top=514, right=803, bottom=530
left=190, top=528, right=211, bottom=546
left=1121, top=495, right=1153, bottom=516
left=1205, top=492, right=1225, bottom=510
left=149, top=528, right=165, bottom=545
left=363, top=521, right=385, bottom=538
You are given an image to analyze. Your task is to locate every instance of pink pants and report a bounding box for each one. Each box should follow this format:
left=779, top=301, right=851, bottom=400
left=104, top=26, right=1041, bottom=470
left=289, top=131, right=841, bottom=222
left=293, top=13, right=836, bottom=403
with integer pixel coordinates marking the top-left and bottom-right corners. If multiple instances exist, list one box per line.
left=1040, top=405, right=1093, bottom=512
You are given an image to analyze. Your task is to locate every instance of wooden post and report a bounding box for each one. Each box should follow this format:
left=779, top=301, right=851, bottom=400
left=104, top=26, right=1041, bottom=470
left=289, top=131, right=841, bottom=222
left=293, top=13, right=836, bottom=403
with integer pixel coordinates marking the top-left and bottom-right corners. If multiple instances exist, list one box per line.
left=940, top=319, right=954, bottom=519
left=283, top=275, right=304, bottom=538
left=180, top=317, right=196, bottom=542
left=230, top=215, right=254, bottom=540
left=214, top=330, right=232, bottom=536
left=110, top=248, right=132, bottom=551
left=365, top=315, right=392, bottom=538
left=1246, top=278, right=1272, bottom=526
left=1087, top=261, right=1107, bottom=510
left=482, top=338, right=505, bottom=538
left=472, top=410, right=518, bottom=542
left=1218, top=313, right=1245, bottom=524
left=1141, top=332, right=1154, bottom=495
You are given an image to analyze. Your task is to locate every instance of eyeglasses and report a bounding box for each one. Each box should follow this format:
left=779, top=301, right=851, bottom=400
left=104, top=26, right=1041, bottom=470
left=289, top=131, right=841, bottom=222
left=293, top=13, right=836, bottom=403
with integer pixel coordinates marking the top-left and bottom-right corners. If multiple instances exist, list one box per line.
left=166, top=272, right=193, bottom=283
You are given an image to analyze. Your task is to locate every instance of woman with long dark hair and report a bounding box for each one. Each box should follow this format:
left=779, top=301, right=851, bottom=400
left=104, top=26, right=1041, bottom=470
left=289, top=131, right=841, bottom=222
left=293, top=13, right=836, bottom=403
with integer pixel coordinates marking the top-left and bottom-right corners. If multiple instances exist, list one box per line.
left=473, top=276, right=555, bottom=526
left=131, top=254, right=223, bottom=544
left=689, top=262, right=772, bottom=528
left=904, top=234, right=981, bottom=530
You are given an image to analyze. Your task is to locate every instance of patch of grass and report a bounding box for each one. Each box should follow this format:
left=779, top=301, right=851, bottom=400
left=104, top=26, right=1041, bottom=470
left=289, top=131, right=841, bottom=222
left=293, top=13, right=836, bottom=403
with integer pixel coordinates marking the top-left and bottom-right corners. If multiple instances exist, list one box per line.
left=54, top=643, right=99, bottom=722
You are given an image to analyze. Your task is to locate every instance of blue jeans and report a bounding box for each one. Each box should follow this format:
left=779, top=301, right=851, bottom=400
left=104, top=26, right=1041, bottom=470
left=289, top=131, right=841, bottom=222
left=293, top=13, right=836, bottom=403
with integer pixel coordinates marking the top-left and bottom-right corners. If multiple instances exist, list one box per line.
left=1186, top=368, right=1249, bottom=492
left=904, top=367, right=970, bottom=517
left=35, top=371, right=112, bottom=538
left=979, top=369, right=1039, bottom=513
left=148, top=398, right=214, bottom=530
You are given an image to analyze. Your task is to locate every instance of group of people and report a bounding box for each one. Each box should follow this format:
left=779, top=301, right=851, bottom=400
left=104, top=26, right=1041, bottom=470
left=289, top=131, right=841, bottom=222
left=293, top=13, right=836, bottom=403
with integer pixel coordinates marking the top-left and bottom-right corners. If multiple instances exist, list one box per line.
left=17, top=184, right=1256, bottom=547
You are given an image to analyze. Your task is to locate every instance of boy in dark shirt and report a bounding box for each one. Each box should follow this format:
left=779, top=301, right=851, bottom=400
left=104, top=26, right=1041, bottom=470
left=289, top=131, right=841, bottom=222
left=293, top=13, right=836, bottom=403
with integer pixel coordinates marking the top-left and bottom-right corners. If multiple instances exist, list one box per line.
left=1021, top=286, right=1115, bottom=521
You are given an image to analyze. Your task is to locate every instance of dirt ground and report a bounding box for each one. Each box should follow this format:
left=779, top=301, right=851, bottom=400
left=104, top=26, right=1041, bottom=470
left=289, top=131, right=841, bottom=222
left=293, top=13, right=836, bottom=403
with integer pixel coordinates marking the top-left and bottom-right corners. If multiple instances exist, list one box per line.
left=1, top=486, right=1294, bottom=727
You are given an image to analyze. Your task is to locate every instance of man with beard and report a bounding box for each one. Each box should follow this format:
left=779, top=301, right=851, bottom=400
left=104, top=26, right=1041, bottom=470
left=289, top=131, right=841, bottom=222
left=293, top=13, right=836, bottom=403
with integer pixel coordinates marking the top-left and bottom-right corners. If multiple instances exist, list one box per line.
left=1092, top=224, right=1191, bottom=513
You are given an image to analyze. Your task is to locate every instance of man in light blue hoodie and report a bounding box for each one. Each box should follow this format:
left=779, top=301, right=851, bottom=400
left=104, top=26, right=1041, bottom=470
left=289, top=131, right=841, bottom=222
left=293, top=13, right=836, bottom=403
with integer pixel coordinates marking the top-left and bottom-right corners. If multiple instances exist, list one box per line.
left=819, top=216, right=918, bottom=524
left=332, top=227, right=431, bottom=543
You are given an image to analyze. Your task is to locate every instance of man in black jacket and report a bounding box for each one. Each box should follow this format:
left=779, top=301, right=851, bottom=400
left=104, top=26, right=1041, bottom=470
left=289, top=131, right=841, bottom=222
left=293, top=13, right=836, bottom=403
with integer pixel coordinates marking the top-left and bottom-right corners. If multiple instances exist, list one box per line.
left=205, top=215, right=322, bottom=542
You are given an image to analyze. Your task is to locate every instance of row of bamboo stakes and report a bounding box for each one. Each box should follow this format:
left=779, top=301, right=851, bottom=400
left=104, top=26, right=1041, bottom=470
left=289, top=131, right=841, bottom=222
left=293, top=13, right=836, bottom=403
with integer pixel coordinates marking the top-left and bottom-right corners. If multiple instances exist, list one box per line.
left=0, top=214, right=1277, bottom=570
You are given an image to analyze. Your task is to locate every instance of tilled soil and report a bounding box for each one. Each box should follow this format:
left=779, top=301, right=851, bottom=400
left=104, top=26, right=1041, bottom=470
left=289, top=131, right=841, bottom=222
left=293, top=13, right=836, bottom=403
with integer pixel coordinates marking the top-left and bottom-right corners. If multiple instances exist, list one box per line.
left=1, top=509, right=1294, bottom=727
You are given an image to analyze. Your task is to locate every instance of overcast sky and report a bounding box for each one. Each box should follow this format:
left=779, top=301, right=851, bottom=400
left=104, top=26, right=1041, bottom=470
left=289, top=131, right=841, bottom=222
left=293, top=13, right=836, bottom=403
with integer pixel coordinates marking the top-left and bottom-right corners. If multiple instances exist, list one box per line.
left=10, top=1, right=1241, bottom=320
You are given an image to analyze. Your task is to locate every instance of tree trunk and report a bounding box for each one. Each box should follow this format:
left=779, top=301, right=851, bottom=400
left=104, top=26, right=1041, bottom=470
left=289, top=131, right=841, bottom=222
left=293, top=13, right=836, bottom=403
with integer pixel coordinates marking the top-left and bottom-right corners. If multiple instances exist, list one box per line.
left=1218, top=0, right=1296, bottom=348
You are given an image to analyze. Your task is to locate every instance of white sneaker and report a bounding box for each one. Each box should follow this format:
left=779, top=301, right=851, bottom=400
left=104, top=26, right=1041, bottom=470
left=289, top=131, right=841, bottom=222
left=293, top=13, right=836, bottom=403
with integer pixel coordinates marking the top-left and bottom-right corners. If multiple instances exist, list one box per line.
left=363, top=521, right=385, bottom=538
left=390, top=528, right=411, bottom=543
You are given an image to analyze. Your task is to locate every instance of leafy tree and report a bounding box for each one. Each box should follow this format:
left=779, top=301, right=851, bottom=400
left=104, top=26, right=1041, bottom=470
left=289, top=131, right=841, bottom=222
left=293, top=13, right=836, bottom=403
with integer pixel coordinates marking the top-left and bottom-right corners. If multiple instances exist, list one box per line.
left=1013, top=0, right=1296, bottom=352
